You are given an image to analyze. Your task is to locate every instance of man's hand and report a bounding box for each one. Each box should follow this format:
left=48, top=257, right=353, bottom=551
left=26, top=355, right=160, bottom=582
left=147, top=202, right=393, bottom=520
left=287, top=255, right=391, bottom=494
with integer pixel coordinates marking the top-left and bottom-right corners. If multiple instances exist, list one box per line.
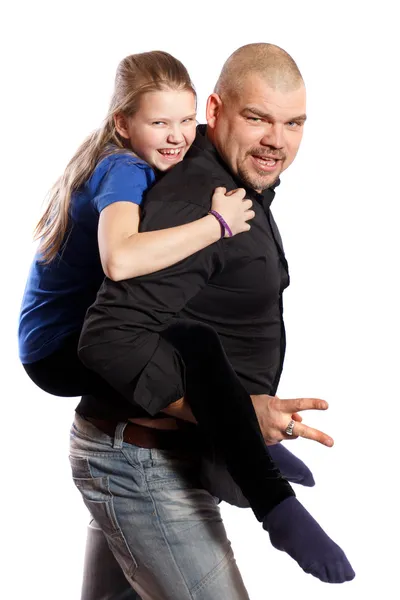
left=250, top=394, right=334, bottom=447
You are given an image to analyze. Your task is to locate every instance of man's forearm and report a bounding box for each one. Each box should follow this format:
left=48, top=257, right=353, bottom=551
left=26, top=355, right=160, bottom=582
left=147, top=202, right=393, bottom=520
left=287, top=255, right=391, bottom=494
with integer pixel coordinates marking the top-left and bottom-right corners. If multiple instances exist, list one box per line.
left=162, top=397, right=197, bottom=424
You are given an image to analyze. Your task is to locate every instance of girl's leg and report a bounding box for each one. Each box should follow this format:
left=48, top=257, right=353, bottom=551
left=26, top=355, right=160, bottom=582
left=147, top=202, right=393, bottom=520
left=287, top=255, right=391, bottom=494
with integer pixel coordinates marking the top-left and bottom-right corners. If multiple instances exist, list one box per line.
left=23, top=333, right=128, bottom=405
left=162, top=319, right=293, bottom=519
left=23, top=333, right=98, bottom=397
left=162, top=320, right=355, bottom=584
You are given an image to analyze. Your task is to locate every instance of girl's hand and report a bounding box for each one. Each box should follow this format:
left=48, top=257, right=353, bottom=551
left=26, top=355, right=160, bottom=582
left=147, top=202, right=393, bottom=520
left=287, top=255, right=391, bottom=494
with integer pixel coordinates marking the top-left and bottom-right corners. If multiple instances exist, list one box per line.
left=211, top=187, right=255, bottom=237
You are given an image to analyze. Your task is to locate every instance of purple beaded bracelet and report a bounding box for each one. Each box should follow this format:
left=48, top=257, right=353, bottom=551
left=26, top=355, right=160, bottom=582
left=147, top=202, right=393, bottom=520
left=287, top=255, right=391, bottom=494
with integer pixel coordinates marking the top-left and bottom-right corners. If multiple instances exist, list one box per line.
left=208, top=210, right=233, bottom=239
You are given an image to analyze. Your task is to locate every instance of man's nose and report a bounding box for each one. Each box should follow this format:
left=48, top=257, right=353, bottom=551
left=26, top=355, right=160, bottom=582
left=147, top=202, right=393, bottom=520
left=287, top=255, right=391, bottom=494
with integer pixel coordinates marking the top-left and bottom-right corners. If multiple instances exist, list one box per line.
left=261, top=123, right=284, bottom=149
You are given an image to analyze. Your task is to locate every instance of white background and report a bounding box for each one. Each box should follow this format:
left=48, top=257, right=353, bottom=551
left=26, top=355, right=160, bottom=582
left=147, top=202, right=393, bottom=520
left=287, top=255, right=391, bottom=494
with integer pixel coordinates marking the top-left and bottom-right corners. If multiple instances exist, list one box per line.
left=1, top=1, right=399, bottom=598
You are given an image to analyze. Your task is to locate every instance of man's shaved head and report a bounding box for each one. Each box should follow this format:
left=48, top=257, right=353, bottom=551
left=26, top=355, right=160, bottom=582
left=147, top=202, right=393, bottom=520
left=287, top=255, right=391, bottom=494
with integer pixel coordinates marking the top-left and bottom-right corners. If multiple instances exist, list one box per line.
left=214, top=43, right=303, bottom=101
left=207, top=43, right=306, bottom=192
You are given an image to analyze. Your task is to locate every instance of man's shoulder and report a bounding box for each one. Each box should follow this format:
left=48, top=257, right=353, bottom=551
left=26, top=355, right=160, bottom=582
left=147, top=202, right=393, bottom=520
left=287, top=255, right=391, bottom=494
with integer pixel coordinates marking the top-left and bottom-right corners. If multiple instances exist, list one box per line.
left=146, top=146, right=234, bottom=209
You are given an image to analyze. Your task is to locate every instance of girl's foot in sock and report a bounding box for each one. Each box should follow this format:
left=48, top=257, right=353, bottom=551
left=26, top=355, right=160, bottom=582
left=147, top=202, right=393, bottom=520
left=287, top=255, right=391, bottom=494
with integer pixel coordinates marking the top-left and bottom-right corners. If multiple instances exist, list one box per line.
left=263, top=496, right=355, bottom=583
left=268, top=443, right=315, bottom=486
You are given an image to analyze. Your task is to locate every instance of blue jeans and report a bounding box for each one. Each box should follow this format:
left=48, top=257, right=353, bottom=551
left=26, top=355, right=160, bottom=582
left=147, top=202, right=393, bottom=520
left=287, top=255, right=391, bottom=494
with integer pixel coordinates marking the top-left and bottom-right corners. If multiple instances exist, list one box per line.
left=81, top=518, right=140, bottom=600
left=69, top=414, right=250, bottom=600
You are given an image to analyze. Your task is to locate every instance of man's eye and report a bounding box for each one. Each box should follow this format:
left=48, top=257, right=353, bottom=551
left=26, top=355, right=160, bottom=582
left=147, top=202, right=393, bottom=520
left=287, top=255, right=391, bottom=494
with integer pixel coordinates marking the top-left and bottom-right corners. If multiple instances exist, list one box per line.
left=152, top=121, right=166, bottom=126
left=247, top=117, right=262, bottom=123
left=287, top=121, right=300, bottom=128
left=182, top=118, right=195, bottom=123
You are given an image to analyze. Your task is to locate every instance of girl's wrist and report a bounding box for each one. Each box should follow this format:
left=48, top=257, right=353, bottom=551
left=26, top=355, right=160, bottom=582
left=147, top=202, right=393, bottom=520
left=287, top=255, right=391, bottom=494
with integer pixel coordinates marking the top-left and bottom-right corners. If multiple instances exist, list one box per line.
left=204, top=213, right=224, bottom=242
left=208, top=210, right=233, bottom=239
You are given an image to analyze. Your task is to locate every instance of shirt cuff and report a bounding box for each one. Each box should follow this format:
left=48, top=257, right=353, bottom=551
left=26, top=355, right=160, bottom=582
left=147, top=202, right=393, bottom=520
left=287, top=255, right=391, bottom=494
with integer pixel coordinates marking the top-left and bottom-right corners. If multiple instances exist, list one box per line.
left=132, top=337, right=185, bottom=416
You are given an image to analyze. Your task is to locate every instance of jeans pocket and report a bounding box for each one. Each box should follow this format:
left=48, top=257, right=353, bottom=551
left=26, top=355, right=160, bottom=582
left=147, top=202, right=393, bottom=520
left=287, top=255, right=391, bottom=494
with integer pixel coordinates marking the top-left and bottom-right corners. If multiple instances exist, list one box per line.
left=69, top=455, right=138, bottom=580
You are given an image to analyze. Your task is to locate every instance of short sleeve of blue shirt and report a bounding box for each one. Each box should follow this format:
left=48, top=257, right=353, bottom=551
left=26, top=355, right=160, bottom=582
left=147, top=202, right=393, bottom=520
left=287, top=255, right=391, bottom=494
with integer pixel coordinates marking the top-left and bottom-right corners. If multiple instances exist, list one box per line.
left=90, top=154, right=156, bottom=214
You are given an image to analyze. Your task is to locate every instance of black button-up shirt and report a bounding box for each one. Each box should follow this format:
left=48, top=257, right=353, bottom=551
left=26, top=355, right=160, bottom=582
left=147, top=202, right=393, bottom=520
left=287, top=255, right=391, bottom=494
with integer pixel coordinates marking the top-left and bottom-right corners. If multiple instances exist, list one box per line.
left=77, top=127, right=290, bottom=419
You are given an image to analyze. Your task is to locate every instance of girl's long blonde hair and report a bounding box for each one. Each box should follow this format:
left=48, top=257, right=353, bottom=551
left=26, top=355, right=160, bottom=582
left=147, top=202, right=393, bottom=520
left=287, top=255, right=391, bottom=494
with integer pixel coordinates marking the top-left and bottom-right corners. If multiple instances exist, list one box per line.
left=35, top=51, right=196, bottom=263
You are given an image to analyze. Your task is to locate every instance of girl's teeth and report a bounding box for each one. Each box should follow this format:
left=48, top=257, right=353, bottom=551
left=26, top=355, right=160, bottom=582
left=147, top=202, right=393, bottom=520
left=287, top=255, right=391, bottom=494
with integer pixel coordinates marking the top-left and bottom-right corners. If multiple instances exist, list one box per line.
left=160, top=149, right=181, bottom=155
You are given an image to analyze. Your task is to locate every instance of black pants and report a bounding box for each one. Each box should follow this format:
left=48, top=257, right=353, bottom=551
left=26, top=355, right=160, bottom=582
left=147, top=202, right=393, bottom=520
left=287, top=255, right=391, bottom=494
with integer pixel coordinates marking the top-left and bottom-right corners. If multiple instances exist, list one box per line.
left=161, top=320, right=293, bottom=520
left=23, top=333, right=105, bottom=397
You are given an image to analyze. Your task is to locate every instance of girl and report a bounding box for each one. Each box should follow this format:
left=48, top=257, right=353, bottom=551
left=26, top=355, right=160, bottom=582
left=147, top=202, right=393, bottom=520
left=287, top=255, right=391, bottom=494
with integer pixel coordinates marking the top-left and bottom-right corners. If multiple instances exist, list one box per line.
left=19, top=52, right=253, bottom=397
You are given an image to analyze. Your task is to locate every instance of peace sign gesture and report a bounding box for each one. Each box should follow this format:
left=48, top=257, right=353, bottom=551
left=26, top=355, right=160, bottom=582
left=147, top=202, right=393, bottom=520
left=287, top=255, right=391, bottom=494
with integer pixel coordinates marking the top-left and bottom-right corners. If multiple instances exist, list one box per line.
left=250, top=394, right=334, bottom=447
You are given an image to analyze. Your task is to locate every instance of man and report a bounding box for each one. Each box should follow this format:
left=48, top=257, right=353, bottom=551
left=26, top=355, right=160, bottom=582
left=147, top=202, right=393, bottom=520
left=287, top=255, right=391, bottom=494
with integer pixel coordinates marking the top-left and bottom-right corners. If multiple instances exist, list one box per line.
left=74, top=43, right=355, bottom=598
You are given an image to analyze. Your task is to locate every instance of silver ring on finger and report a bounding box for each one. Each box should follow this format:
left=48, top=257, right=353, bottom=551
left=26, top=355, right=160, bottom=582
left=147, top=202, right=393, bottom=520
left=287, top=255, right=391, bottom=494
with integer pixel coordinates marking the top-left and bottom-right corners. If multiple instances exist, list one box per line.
left=285, top=419, right=295, bottom=436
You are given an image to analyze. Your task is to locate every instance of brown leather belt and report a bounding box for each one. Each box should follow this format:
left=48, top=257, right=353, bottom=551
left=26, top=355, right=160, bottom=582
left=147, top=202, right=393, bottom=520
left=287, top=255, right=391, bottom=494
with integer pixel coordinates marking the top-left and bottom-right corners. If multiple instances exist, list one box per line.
left=86, top=417, right=196, bottom=450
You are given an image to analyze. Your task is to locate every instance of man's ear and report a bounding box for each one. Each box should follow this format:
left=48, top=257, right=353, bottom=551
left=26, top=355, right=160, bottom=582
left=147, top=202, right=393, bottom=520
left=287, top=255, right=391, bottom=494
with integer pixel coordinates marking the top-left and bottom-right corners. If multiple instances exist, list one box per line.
left=206, top=93, right=222, bottom=129
left=114, top=113, right=131, bottom=139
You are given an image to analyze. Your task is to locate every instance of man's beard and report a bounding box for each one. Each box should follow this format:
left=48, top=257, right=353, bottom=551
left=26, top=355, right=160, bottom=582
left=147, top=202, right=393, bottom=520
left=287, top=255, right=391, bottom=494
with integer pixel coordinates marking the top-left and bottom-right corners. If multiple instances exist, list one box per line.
left=237, top=163, right=280, bottom=192
left=237, top=150, right=284, bottom=192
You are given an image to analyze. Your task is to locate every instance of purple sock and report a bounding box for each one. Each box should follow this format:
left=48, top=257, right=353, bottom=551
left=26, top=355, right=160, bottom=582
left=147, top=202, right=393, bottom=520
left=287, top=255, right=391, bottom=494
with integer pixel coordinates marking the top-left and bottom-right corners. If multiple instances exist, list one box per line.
left=268, top=443, right=315, bottom=487
left=263, top=497, right=355, bottom=583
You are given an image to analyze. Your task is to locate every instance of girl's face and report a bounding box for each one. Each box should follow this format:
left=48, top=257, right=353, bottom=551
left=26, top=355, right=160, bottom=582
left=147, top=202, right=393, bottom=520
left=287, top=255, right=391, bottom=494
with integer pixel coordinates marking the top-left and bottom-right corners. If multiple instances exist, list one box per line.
left=117, top=89, right=197, bottom=171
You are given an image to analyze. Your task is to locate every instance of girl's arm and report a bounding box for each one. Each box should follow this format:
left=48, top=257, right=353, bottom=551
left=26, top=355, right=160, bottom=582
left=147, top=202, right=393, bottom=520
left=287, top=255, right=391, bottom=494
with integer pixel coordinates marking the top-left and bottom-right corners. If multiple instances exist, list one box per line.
left=98, top=187, right=254, bottom=281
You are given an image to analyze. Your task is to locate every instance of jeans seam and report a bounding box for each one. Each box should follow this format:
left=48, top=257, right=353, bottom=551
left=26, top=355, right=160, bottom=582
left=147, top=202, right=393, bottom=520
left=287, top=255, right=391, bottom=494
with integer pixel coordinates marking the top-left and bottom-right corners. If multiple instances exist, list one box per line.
left=81, top=458, right=139, bottom=580
left=120, top=447, right=146, bottom=477
left=107, top=496, right=139, bottom=579
left=143, top=474, right=194, bottom=600
left=191, top=547, right=234, bottom=596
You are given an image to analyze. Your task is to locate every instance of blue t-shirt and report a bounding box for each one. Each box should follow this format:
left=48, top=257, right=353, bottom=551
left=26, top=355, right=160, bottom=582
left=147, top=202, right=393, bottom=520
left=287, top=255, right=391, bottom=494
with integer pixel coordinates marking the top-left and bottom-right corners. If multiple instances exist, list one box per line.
left=19, top=152, right=155, bottom=363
